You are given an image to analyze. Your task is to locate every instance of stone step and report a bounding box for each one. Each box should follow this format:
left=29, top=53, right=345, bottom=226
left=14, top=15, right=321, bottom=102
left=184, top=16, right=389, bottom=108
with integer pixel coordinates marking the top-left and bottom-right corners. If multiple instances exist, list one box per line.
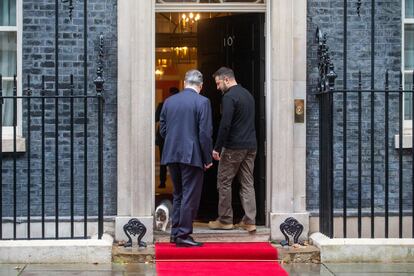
left=112, top=243, right=321, bottom=264
left=276, top=244, right=321, bottom=264
left=155, top=225, right=271, bottom=243
left=113, top=223, right=319, bottom=264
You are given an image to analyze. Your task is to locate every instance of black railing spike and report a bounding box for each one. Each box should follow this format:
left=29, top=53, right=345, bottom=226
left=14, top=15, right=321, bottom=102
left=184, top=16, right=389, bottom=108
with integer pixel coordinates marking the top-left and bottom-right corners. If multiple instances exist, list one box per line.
left=61, top=0, right=74, bottom=21
left=12, top=75, right=17, bottom=239
left=385, top=69, right=389, bottom=85
left=95, top=33, right=105, bottom=239
left=94, top=33, right=105, bottom=96
left=70, top=74, right=74, bottom=90
left=357, top=0, right=362, bottom=17
left=316, top=27, right=336, bottom=94
left=411, top=71, right=414, bottom=238
left=0, top=75, right=3, bottom=104
left=315, top=27, right=323, bottom=43
left=41, top=75, right=45, bottom=239
left=0, top=72, right=2, bottom=239
left=40, top=75, right=46, bottom=96
left=26, top=75, right=32, bottom=96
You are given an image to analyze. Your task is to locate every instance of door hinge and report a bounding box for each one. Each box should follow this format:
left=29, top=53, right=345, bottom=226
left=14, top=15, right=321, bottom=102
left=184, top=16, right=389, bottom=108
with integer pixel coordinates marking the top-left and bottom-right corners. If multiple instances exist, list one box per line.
left=264, top=140, right=267, bottom=157
left=264, top=81, right=267, bottom=97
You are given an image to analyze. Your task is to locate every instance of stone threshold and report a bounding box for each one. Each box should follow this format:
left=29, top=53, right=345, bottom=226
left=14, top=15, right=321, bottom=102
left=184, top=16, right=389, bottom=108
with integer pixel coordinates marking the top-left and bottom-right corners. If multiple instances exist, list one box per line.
left=154, top=223, right=271, bottom=243
left=310, top=232, right=414, bottom=263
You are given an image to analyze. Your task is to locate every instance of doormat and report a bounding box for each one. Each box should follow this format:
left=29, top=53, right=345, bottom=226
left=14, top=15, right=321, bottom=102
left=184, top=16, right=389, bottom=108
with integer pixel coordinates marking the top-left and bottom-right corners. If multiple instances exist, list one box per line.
left=155, top=242, right=288, bottom=276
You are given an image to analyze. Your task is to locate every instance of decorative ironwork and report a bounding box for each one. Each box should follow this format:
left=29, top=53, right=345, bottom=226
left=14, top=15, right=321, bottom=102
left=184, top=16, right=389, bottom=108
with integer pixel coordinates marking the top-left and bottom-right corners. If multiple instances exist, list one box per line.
left=123, top=218, right=147, bottom=248
left=25, top=76, right=32, bottom=97
left=357, top=0, right=362, bottom=17
left=94, top=34, right=105, bottom=239
left=280, top=217, right=304, bottom=245
left=94, top=34, right=105, bottom=96
left=316, top=27, right=337, bottom=93
left=61, top=0, right=74, bottom=21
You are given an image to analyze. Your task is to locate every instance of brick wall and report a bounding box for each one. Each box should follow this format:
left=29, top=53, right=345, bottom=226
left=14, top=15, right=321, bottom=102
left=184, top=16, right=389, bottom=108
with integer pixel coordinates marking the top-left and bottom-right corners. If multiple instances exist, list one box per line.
left=1, top=0, right=117, bottom=218
left=306, top=0, right=412, bottom=214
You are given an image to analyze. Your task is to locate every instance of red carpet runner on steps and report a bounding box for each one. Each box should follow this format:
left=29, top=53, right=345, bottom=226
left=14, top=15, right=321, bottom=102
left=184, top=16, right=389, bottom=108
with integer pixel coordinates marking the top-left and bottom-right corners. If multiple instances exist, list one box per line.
left=155, top=242, right=288, bottom=276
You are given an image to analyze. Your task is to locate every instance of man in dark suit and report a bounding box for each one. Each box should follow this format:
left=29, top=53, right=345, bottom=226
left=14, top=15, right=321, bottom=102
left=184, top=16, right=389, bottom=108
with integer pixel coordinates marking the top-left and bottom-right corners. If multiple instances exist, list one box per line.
left=160, top=69, right=213, bottom=247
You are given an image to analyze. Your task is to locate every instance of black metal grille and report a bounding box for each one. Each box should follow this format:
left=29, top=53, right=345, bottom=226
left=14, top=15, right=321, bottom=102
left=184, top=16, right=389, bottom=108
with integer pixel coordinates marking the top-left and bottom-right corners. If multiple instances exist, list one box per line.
left=0, top=0, right=105, bottom=240
left=0, top=73, right=104, bottom=240
left=317, top=0, right=414, bottom=239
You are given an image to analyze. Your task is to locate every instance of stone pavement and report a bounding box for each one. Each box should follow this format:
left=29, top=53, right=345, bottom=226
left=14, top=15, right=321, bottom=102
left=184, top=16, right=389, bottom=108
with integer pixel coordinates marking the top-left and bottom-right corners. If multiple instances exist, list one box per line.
left=2, top=263, right=414, bottom=275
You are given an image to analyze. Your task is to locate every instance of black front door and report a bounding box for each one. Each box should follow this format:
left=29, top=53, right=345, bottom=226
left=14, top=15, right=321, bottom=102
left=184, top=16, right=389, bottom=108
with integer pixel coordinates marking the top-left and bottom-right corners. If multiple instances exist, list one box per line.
left=197, top=13, right=266, bottom=225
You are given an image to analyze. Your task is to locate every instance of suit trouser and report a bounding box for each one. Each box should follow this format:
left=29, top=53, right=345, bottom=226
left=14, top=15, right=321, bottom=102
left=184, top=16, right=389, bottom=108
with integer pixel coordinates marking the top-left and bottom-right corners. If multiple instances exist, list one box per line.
left=217, top=148, right=257, bottom=225
left=168, top=163, right=203, bottom=239
left=158, top=142, right=167, bottom=185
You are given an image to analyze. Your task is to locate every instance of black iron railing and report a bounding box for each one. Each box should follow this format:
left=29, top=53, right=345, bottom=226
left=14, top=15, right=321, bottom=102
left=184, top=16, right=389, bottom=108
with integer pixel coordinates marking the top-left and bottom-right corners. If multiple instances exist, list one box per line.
left=318, top=73, right=414, bottom=239
left=0, top=0, right=105, bottom=239
left=317, top=31, right=414, bottom=238
left=316, top=0, right=414, bottom=239
left=0, top=73, right=104, bottom=240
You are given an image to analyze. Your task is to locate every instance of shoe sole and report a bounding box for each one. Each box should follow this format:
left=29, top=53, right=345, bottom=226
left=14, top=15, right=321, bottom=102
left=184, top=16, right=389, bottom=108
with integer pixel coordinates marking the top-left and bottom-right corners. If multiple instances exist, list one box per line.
left=236, top=224, right=256, bottom=232
left=208, top=223, right=234, bottom=230
left=176, top=243, right=203, bottom=247
left=243, top=226, right=256, bottom=231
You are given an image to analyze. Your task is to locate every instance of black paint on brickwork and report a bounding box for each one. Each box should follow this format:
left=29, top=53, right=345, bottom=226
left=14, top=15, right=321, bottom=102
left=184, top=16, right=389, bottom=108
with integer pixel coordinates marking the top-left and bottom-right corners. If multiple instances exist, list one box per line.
left=1, top=0, right=117, bottom=218
left=307, top=0, right=413, bottom=214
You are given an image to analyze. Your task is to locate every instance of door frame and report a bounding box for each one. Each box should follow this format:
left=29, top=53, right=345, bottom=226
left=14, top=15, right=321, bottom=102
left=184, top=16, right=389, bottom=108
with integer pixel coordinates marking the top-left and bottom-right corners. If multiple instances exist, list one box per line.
left=117, top=0, right=308, bottom=242
left=155, top=3, right=266, bottom=13
left=154, top=2, right=271, bottom=226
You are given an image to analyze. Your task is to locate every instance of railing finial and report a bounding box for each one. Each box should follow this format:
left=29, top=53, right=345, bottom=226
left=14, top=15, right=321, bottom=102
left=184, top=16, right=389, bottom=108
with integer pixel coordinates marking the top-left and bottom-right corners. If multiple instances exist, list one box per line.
left=61, top=0, right=74, bottom=21
left=316, top=27, right=336, bottom=93
left=357, top=0, right=362, bottom=17
left=94, top=33, right=105, bottom=96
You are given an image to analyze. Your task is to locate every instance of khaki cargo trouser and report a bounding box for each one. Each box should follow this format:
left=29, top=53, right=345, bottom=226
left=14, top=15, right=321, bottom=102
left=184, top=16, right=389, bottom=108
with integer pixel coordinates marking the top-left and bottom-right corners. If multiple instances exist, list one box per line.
left=217, top=148, right=257, bottom=225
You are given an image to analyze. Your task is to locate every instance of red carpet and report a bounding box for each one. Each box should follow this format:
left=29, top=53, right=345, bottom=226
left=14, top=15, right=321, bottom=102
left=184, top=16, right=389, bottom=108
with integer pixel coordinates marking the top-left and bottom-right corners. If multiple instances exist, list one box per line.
left=155, top=242, right=288, bottom=276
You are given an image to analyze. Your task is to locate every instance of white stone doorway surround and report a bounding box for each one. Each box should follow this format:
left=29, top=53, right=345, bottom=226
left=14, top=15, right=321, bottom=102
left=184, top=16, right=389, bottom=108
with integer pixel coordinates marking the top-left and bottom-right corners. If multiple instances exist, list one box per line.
left=115, top=0, right=308, bottom=243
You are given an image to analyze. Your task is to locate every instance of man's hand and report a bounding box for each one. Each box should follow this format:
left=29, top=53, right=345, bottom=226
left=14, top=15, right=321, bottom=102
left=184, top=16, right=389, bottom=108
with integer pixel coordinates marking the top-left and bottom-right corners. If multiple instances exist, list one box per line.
left=204, top=163, right=213, bottom=171
left=212, top=150, right=221, bottom=161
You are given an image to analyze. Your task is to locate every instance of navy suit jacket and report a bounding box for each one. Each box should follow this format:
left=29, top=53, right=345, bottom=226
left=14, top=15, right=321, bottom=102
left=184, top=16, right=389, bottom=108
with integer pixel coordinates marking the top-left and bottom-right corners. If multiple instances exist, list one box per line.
left=160, top=88, right=213, bottom=169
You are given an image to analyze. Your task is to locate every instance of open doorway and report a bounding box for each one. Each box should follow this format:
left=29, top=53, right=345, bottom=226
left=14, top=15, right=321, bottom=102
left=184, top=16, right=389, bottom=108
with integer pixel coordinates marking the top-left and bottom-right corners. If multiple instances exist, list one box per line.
left=154, top=12, right=266, bottom=225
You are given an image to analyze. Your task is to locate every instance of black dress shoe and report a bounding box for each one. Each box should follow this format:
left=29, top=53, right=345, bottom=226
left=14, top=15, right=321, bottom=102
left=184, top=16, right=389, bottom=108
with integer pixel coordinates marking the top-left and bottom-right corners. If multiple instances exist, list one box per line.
left=170, top=236, right=176, bottom=243
left=175, top=237, right=203, bottom=247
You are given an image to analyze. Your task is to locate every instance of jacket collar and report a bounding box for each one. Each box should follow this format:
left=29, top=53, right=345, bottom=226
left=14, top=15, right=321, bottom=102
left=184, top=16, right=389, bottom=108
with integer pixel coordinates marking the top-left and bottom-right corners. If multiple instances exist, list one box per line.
left=222, top=84, right=239, bottom=95
left=183, top=87, right=199, bottom=94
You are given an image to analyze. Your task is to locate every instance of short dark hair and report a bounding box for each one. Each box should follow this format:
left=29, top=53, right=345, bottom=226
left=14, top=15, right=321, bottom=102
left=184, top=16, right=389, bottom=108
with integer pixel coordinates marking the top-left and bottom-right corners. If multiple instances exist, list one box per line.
left=212, top=67, right=235, bottom=80
left=169, top=87, right=179, bottom=95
